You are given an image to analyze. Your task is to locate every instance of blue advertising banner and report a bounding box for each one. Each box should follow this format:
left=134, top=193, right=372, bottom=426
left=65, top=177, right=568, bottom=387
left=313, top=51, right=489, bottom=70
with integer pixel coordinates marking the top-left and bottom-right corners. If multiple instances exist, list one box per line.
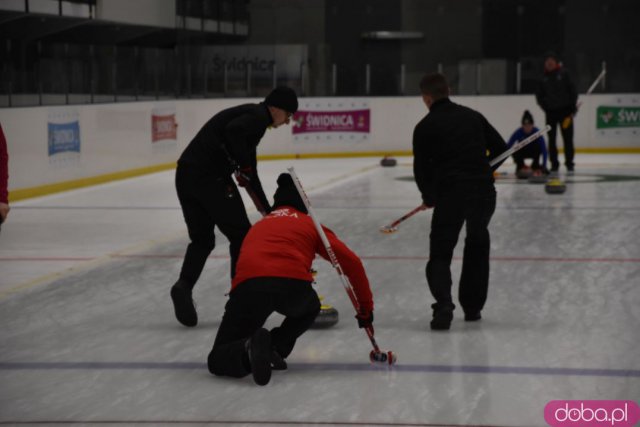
left=48, top=121, right=81, bottom=156
left=47, top=108, right=81, bottom=167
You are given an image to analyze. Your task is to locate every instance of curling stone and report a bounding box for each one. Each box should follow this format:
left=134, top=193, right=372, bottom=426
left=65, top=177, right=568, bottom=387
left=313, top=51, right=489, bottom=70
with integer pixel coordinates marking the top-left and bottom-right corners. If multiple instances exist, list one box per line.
left=528, top=169, right=548, bottom=184
left=516, top=166, right=532, bottom=180
left=309, top=270, right=339, bottom=328
left=380, top=156, right=397, bottom=167
left=370, top=349, right=397, bottom=365
left=545, top=178, right=567, bottom=194
left=311, top=299, right=339, bottom=328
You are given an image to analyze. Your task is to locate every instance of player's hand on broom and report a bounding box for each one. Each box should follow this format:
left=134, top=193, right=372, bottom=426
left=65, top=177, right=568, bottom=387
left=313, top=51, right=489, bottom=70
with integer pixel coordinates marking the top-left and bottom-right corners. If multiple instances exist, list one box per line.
left=234, top=166, right=252, bottom=187
left=355, top=309, right=374, bottom=330
left=0, top=202, right=9, bottom=223
left=420, top=190, right=434, bottom=209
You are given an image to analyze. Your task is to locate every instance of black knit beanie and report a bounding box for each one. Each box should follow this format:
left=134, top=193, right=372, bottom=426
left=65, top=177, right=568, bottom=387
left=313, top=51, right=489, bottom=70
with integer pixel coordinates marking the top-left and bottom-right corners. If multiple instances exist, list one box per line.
left=264, top=87, right=298, bottom=114
left=522, top=110, right=534, bottom=125
left=272, top=173, right=307, bottom=214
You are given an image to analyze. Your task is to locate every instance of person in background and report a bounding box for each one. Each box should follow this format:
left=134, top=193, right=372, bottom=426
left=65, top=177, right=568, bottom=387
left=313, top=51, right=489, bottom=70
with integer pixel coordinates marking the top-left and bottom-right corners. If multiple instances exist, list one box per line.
left=207, top=174, right=374, bottom=385
left=412, top=73, right=507, bottom=331
left=0, top=124, right=9, bottom=228
left=535, top=51, right=578, bottom=175
left=507, top=110, right=548, bottom=178
left=171, top=87, right=298, bottom=328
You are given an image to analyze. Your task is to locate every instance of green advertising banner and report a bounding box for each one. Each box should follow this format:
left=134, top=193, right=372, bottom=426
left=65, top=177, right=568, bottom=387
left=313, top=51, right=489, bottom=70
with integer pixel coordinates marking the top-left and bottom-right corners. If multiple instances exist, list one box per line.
left=596, top=106, right=640, bottom=129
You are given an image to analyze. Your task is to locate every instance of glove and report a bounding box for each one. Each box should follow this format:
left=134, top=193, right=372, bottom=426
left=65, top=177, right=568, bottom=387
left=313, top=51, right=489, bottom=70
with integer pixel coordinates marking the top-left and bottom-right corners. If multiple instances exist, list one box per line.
left=355, top=310, right=373, bottom=329
left=422, top=195, right=435, bottom=208
left=234, top=167, right=252, bottom=187
left=0, top=202, right=9, bottom=224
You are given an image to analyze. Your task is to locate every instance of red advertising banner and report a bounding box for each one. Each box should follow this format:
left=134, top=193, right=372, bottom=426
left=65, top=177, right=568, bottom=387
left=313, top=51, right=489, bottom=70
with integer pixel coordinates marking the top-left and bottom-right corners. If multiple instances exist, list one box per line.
left=292, top=109, right=370, bottom=134
left=151, top=113, right=177, bottom=143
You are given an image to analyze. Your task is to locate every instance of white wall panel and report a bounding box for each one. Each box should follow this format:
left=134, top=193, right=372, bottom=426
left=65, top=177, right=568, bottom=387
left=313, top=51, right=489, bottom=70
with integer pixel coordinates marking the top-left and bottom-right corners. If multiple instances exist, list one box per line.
left=1, top=94, right=637, bottom=191
left=96, top=0, right=175, bottom=28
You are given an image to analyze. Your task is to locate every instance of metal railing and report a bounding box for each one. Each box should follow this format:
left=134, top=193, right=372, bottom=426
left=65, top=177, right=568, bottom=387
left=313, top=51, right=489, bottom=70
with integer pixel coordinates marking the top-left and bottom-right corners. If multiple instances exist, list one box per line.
left=0, top=55, right=613, bottom=108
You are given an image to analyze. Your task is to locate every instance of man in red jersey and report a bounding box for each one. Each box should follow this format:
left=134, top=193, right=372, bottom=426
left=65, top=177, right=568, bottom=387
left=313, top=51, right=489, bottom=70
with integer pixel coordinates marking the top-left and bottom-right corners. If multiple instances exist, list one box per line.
left=0, top=124, right=9, bottom=228
left=207, top=173, right=374, bottom=386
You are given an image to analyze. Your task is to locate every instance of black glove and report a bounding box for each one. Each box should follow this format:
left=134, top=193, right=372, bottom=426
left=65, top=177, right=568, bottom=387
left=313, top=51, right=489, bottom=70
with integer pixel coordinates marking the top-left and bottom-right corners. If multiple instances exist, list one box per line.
left=234, top=167, right=252, bottom=187
left=422, top=194, right=435, bottom=208
left=355, top=310, right=373, bottom=329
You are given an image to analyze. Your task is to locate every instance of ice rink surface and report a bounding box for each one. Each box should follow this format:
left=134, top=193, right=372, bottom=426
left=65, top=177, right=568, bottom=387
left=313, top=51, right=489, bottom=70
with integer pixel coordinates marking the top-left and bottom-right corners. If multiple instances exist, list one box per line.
left=1, top=155, right=639, bottom=427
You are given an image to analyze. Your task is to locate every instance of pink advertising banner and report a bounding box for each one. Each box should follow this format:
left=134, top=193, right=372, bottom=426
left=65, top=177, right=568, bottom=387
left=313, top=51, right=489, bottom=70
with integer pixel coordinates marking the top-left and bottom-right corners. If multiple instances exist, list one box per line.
left=151, top=114, right=177, bottom=142
left=544, top=400, right=640, bottom=427
left=292, top=109, right=370, bottom=134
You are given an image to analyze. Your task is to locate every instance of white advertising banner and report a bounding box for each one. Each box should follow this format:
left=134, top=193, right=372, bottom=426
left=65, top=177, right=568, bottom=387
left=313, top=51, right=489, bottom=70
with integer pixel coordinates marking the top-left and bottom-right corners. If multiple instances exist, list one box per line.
left=292, top=99, right=371, bottom=143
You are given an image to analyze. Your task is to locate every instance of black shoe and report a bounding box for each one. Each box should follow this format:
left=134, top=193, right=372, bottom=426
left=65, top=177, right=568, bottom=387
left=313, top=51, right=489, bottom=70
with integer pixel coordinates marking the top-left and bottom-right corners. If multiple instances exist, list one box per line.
left=247, top=328, right=272, bottom=386
left=430, top=303, right=454, bottom=331
left=464, top=311, right=482, bottom=322
left=170, top=280, right=197, bottom=327
left=206, top=349, right=216, bottom=375
left=271, top=349, right=287, bottom=371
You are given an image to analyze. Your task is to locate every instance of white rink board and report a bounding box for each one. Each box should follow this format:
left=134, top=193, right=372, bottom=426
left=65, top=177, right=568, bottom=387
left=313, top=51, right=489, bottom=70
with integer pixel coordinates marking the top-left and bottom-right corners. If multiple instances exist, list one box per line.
left=1, top=94, right=638, bottom=190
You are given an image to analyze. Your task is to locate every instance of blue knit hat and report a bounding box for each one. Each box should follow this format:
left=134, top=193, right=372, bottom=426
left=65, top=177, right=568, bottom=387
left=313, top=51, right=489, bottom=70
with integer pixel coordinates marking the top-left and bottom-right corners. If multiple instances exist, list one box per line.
left=522, top=110, right=534, bottom=125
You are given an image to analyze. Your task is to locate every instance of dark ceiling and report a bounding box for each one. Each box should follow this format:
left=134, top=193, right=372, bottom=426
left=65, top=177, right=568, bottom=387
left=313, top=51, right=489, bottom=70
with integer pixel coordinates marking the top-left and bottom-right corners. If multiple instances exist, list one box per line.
left=0, top=10, right=247, bottom=48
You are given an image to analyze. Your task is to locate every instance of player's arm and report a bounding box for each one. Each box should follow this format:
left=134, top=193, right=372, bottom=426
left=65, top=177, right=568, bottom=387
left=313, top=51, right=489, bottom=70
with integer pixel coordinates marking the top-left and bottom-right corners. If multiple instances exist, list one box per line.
left=223, top=116, right=271, bottom=211
left=482, top=115, right=508, bottom=170
left=317, top=226, right=374, bottom=326
left=506, top=129, right=519, bottom=149
left=535, top=82, right=547, bottom=112
left=246, top=148, right=271, bottom=213
left=224, top=114, right=258, bottom=171
left=565, top=70, right=578, bottom=112
left=412, top=125, right=435, bottom=207
left=0, top=124, right=9, bottom=223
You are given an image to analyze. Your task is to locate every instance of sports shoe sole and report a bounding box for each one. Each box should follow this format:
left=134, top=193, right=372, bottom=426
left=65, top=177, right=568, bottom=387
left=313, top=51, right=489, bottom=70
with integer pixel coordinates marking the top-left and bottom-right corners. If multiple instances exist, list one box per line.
left=430, top=320, right=451, bottom=331
left=430, top=308, right=453, bottom=331
left=271, top=350, right=288, bottom=371
left=170, top=284, right=198, bottom=327
left=464, top=312, right=482, bottom=322
left=249, top=328, right=272, bottom=386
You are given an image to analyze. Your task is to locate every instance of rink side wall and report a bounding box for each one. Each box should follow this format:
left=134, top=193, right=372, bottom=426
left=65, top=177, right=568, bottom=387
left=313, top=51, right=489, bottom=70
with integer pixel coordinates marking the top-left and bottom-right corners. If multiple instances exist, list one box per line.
left=1, top=94, right=638, bottom=201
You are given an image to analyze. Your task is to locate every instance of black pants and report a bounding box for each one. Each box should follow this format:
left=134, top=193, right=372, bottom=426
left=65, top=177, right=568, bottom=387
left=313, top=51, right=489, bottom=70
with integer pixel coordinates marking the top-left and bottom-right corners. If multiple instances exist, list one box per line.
left=546, top=114, right=574, bottom=170
left=175, top=165, right=251, bottom=289
left=513, top=143, right=542, bottom=169
left=208, top=277, right=321, bottom=378
left=426, top=183, right=496, bottom=315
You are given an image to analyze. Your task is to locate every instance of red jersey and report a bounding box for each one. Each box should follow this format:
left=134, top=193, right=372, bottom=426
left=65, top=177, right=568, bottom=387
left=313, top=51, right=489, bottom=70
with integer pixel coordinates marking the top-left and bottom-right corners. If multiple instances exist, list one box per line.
left=0, top=124, right=8, bottom=204
left=232, top=206, right=373, bottom=312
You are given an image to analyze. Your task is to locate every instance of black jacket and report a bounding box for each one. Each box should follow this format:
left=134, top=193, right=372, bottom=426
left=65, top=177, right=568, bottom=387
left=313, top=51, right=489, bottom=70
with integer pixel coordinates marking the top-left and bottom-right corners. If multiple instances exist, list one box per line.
left=178, top=103, right=273, bottom=209
left=412, top=98, right=507, bottom=206
left=535, top=67, right=578, bottom=117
